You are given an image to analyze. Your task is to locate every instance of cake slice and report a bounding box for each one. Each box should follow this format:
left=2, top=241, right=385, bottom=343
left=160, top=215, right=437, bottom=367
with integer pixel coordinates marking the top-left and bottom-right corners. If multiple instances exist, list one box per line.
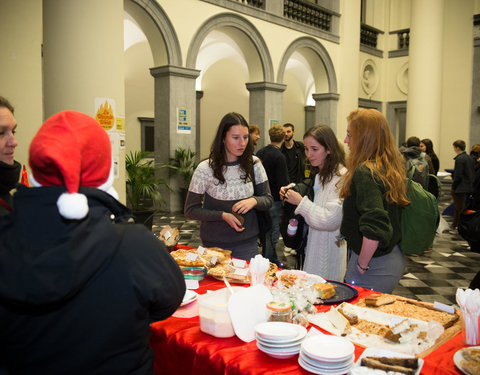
left=365, top=294, right=396, bottom=307
left=313, top=282, right=335, bottom=299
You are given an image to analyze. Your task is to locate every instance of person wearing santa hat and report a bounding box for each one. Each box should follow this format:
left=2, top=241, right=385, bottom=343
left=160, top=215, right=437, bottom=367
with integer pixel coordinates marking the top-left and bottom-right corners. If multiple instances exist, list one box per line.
left=0, top=110, right=185, bottom=375
left=0, top=96, right=20, bottom=215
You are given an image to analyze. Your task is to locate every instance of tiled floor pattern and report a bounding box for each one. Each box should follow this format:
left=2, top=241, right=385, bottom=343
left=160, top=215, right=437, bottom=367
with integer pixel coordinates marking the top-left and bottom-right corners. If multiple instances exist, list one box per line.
left=153, top=180, right=478, bottom=307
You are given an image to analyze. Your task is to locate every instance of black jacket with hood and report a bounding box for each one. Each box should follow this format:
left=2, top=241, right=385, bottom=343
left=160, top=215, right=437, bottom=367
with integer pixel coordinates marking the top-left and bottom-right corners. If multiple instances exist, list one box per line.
left=0, top=186, right=185, bottom=375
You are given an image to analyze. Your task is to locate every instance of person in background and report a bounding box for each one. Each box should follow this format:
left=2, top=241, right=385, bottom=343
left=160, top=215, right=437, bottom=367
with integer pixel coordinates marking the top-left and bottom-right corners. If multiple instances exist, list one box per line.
left=420, top=138, right=440, bottom=175
left=0, top=96, right=20, bottom=215
left=340, top=109, right=410, bottom=293
left=257, top=124, right=289, bottom=267
left=400, top=136, right=431, bottom=189
left=185, top=112, right=273, bottom=261
left=470, top=144, right=480, bottom=210
left=249, top=124, right=260, bottom=149
left=0, top=110, right=185, bottom=375
left=281, top=123, right=306, bottom=184
left=451, top=139, right=475, bottom=230
left=280, top=125, right=347, bottom=281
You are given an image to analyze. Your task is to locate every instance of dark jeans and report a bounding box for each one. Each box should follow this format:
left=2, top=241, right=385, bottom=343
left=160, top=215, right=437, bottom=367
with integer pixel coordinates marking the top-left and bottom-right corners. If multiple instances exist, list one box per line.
left=452, top=190, right=466, bottom=228
left=263, top=201, right=283, bottom=264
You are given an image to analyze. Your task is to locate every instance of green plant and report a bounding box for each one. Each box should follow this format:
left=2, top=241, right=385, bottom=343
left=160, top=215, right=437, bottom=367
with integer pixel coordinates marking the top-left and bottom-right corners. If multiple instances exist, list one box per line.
left=168, top=147, right=198, bottom=189
left=125, top=150, right=172, bottom=210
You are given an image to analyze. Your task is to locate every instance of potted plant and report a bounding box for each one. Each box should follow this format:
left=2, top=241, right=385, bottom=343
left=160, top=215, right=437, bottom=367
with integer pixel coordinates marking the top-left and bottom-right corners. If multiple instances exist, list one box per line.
left=168, top=147, right=198, bottom=206
left=125, top=150, right=172, bottom=229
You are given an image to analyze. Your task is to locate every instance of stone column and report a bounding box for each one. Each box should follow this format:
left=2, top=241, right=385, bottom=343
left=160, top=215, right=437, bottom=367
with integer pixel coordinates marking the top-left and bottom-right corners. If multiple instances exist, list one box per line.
left=245, top=82, right=286, bottom=148
left=312, top=93, right=340, bottom=132
left=42, top=0, right=126, bottom=201
left=196, top=91, right=204, bottom=164
left=305, top=106, right=315, bottom=130
left=406, top=0, right=443, bottom=143
left=150, top=65, right=200, bottom=212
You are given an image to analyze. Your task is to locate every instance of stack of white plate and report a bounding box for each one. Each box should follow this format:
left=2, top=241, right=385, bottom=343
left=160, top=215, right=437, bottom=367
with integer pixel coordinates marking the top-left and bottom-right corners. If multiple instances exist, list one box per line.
left=299, top=334, right=355, bottom=374
left=254, top=322, right=307, bottom=359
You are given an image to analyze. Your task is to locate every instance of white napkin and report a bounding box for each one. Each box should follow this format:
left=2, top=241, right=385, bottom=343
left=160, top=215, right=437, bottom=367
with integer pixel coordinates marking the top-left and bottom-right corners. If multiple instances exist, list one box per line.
left=249, top=254, right=270, bottom=285
left=456, top=288, right=480, bottom=345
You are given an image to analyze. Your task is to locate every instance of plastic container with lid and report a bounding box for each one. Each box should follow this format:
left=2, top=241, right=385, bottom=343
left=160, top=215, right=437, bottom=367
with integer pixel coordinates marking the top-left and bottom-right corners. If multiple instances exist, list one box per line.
left=198, top=287, right=243, bottom=338
left=266, top=301, right=293, bottom=323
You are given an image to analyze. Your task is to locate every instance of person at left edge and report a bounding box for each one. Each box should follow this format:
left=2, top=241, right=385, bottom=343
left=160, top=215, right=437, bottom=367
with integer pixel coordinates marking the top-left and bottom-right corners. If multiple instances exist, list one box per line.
left=0, top=96, right=20, bottom=215
left=185, top=112, right=273, bottom=261
left=0, top=110, right=185, bottom=375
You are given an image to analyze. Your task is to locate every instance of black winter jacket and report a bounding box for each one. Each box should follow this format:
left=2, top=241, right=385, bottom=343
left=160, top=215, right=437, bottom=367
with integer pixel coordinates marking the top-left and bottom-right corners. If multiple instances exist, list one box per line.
left=0, top=186, right=185, bottom=375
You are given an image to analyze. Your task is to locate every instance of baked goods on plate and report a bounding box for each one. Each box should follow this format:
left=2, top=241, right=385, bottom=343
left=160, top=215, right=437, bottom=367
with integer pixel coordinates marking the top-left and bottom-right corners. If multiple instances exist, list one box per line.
left=308, top=302, right=447, bottom=356
left=352, top=347, right=423, bottom=375
left=158, top=225, right=180, bottom=248
left=357, top=294, right=459, bottom=328
left=454, top=346, right=480, bottom=375
left=170, top=247, right=232, bottom=268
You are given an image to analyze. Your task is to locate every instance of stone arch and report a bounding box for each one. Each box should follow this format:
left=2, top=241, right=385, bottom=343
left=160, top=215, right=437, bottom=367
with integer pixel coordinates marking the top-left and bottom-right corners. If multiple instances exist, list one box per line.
left=125, top=0, right=182, bottom=66
left=277, top=36, right=337, bottom=94
left=186, top=13, right=274, bottom=82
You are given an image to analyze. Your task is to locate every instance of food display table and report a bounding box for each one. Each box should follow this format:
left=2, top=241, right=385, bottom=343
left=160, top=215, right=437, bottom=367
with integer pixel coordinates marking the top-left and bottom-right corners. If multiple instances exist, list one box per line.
left=149, top=276, right=466, bottom=374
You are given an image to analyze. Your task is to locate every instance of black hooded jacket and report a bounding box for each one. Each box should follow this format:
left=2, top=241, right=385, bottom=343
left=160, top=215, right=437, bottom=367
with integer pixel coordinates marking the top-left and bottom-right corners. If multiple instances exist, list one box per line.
left=0, top=186, right=185, bottom=374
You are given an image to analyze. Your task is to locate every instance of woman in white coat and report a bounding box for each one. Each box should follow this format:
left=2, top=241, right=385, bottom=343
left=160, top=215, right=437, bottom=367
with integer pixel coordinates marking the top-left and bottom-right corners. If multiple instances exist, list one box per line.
left=280, top=125, right=347, bottom=281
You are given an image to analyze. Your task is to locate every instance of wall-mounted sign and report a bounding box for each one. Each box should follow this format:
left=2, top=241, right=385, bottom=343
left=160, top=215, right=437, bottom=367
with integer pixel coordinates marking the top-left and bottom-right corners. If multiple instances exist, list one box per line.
left=94, top=97, right=116, bottom=132
left=177, top=107, right=191, bottom=134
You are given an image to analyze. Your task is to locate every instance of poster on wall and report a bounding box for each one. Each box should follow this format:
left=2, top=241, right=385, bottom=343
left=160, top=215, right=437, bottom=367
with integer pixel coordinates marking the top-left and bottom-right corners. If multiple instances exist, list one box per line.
left=177, top=107, right=191, bottom=134
left=95, top=97, right=116, bottom=132
left=269, top=120, right=279, bottom=127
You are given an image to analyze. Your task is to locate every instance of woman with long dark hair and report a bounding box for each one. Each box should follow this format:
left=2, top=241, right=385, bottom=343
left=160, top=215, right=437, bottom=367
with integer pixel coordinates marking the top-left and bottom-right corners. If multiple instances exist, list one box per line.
left=420, top=138, right=439, bottom=175
left=184, top=112, right=273, bottom=260
left=280, top=125, right=346, bottom=281
left=340, top=109, right=409, bottom=293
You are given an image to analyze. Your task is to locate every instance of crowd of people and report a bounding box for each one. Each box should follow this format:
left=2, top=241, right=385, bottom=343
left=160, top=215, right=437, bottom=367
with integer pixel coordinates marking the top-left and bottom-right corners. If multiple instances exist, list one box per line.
left=1, top=92, right=479, bottom=373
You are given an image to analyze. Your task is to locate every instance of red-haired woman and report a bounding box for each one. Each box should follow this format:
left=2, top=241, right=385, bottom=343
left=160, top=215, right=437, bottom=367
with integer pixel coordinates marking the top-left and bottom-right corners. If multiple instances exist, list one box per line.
left=340, top=109, right=409, bottom=293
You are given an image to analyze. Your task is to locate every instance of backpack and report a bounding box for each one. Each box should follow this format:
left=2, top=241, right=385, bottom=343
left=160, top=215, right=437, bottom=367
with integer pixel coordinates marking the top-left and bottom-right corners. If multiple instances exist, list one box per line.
left=400, top=172, right=440, bottom=255
left=405, top=155, right=429, bottom=189
left=426, top=173, right=442, bottom=200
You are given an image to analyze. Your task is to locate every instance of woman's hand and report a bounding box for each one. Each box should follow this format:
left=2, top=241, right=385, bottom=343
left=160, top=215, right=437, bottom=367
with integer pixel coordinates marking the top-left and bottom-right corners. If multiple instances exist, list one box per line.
left=232, top=197, right=257, bottom=215
left=222, top=212, right=245, bottom=232
left=280, top=187, right=302, bottom=206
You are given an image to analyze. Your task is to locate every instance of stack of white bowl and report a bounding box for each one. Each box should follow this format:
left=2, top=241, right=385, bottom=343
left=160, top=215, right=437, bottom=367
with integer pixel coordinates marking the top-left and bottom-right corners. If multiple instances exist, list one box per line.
left=299, top=334, right=355, bottom=374
left=254, top=322, right=308, bottom=359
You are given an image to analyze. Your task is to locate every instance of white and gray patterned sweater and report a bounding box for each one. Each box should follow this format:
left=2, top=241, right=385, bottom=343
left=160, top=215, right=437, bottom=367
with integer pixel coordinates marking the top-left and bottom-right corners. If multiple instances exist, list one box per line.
left=184, top=156, right=272, bottom=248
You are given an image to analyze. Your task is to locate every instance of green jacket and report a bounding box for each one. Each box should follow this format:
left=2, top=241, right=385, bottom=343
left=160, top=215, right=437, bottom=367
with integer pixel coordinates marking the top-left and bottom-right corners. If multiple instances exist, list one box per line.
left=340, top=165, right=402, bottom=257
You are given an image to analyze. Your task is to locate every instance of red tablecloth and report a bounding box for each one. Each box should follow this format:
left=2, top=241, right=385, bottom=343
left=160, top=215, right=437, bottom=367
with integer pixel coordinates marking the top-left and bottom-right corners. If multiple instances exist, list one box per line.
left=152, top=245, right=464, bottom=374
left=149, top=275, right=465, bottom=374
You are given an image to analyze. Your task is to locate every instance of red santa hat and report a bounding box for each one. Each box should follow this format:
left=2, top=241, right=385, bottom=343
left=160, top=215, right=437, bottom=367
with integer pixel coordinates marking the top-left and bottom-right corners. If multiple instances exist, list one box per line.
left=29, top=110, right=117, bottom=220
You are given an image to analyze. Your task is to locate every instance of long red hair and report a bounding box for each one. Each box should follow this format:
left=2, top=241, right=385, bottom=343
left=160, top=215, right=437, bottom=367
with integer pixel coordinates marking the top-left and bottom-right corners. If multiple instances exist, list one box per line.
left=339, top=109, right=409, bottom=207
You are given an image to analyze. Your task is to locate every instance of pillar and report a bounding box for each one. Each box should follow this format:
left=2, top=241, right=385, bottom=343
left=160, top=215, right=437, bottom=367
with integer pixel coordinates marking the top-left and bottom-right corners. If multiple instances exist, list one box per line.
left=406, top=0, right=443, bottom=144
left=312, top=93, right=340, bottom=132
left=43, top=0, right=126, bottom=202
left=150, top=65, right=200, bottom=212
left=246, top=82, right=286, bottom=148
left=305, top=106, right=315, bottom=131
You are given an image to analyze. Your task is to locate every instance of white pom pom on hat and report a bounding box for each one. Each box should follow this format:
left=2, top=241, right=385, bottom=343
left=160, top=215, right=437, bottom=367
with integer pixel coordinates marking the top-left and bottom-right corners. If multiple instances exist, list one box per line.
left=29, top=110, right=113, bottom=220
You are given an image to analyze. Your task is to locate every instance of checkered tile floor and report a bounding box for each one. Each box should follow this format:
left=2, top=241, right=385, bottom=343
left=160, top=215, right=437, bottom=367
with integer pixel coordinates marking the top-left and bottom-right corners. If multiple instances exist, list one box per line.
left=153, top=178, right=479, bottom=308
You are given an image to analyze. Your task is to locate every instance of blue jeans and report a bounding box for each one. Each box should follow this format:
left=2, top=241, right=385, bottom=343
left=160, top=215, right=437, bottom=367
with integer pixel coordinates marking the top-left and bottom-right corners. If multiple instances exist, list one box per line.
left=264, top=201, right=283, bottom=264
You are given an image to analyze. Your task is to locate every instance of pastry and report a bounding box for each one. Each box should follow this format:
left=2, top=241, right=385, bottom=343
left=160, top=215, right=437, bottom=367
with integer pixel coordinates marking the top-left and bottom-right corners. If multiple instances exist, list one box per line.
left=361, top=357, right=417, bottom=374
left=337, top=303, right=358, bottom=325
left=461, top=359, right=480, bottom=375
left=313, top=282, right=336, bottom=299
left=357, top=295, right=459, bottom=328
left=365, top=294, right=396, bottom=307
left=365, top=356, right=418, bottom=369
